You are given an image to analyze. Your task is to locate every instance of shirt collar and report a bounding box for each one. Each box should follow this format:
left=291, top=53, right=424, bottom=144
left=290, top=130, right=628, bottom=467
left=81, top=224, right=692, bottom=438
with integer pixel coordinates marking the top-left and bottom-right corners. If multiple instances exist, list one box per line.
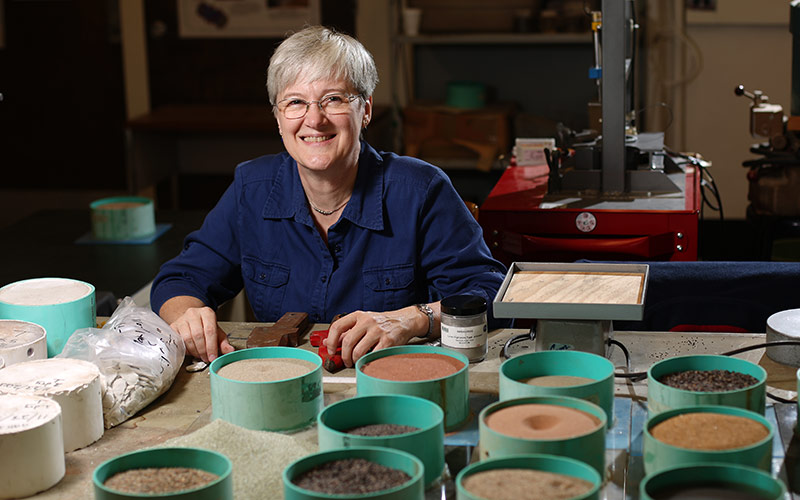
left=261, top=141, right=385, bottom=232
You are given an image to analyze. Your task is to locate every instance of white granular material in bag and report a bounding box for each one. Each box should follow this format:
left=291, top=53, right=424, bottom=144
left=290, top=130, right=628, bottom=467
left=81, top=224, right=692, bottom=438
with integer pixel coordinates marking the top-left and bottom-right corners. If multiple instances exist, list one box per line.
left=158, top=419, right=317, bottom=499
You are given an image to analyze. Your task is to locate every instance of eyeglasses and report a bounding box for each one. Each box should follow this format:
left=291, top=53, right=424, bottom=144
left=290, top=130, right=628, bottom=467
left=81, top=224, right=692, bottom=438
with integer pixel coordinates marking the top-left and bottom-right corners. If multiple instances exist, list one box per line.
left=275, top=93, right=363, bottom=119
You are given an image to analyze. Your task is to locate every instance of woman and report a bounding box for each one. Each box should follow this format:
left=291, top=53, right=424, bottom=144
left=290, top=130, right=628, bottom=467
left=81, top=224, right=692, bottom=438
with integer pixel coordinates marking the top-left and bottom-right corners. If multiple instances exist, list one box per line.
left=150, top=26, right=507, bottom=366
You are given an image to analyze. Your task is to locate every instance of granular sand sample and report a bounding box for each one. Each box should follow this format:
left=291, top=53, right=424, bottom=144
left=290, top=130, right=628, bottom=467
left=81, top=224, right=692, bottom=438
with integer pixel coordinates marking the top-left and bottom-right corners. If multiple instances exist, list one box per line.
left=658, top=369, right=758, bottom=392
left=216, top=357, right=316, bottom=382
left=104, top=467, right=218, bottom=494
left=361, top=352, right=464, bottom=381
left=522, top=375, right=595, bottom=387
left=651, top=483, right=772, bottom=500
left=345, top=423, right=420, bottom=436
left=158, top=418, right=317, bottom=500
left=292, top=458, right=411, bottom=494
left=650, top=412, right=769, bottom=450
left=462, top=468, right=594, bottom=500
left=485, top=404, right=602, bottom=440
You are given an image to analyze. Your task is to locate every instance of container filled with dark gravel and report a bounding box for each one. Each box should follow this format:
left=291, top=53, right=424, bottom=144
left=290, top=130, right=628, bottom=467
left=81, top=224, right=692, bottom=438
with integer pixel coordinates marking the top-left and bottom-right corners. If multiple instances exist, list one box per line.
left=292, top=458, right=410, bottom=494
left=658, top=369, right=759, bottom=392
left=316, top=394, right=445, bottom=487
left=646, top=354, right=767, bottom=416
left=283, top=447, right=425, bottom=499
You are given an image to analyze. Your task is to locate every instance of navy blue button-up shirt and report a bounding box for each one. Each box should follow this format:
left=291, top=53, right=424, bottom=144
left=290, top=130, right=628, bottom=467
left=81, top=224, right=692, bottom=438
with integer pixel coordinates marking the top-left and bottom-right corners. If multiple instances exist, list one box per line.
left=150, top=142, right=508, bottom=325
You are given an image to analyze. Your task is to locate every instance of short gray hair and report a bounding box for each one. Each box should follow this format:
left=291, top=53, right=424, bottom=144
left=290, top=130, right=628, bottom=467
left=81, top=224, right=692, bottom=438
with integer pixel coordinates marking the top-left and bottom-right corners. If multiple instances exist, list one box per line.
left=267, top=26, right=378, bottom=105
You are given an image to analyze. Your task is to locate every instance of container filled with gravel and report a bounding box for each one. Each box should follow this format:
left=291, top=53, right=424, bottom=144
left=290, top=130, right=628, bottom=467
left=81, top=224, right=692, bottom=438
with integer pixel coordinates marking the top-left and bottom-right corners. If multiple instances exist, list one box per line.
left=647, top=354, right=767, bottom=416
left=93, top=447, right=233, bottom=499
left=283, top=447, right=424, bottom=500
left=316, top=394, right=445, bottom=487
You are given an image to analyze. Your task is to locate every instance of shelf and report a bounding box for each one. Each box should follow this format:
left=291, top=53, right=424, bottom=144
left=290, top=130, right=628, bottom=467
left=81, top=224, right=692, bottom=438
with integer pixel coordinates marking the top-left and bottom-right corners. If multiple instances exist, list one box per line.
left=395, top=32, right=592, bottom=45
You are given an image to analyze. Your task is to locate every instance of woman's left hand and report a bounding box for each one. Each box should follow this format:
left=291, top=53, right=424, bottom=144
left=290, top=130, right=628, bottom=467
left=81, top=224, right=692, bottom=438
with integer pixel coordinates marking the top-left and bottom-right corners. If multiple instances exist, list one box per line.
left=324, top=306, right=430, bottom=367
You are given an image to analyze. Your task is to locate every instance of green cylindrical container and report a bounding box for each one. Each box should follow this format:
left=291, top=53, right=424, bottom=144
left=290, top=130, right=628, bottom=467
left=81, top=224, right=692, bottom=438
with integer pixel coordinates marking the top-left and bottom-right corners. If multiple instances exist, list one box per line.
left=355, top=345, right=469, bottom=431
left=90, top=196, right=156, bottom=240
left=647, top=354, right=766, bottom=416
left=93, top=447, right=233, bottom=500
left=283, top=447, right=425, bottom=500
left=640, top=462, right=786, bottom=500
left=317, top=394, right=444, bottom=487
left=0, top=277, right=96, bottom=357
left=643, top=405, right=774, bottom=475
left=456, top=454, right=602, bottom=500
left=499, top=351, right=615, bottom=427
left=478, top=396, right=607, bottom=475
left=209, top=347, right=323, bottom=432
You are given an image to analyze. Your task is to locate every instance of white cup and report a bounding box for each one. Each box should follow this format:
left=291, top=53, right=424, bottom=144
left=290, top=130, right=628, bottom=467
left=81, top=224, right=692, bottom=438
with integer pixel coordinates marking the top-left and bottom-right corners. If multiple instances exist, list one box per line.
left=403, top=8, right=422, bottom=36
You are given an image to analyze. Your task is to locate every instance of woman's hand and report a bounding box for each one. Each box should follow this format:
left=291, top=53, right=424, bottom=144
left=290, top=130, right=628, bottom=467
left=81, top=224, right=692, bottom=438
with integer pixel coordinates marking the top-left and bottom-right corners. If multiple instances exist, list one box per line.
left=159, top=296, right=235, bottom=363
left=324, top=304, right=438, bottom=367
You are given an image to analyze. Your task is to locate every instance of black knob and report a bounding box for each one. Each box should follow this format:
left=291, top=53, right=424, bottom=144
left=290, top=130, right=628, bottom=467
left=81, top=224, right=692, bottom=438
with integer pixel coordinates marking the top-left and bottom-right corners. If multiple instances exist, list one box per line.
left=734, top=85, right=745, bottom=96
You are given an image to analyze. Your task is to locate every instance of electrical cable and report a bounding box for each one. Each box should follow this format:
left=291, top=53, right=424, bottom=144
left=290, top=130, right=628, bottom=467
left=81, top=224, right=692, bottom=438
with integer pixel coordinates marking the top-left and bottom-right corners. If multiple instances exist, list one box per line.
left=502, top=328, right=535, bottom=360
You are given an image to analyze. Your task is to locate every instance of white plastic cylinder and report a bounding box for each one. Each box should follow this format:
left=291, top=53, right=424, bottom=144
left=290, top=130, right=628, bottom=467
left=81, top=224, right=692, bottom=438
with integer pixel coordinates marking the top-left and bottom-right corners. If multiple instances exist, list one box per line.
left=0, top=394, right=65, bottom=499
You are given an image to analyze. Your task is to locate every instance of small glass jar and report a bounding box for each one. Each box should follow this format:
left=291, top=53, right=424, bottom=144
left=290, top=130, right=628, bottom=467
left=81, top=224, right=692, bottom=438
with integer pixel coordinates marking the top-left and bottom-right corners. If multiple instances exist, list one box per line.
left=440, top=295, right=488, bottom=363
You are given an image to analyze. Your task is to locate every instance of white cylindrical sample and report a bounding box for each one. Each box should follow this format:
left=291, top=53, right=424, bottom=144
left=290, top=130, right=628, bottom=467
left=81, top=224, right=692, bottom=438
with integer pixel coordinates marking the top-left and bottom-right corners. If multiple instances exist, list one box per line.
left=0, top=358, right=103, bottom=451
left=766, top=308, right=800, bottom=366
left=0, top=394, right=65, bottom=499
left=0, top=319, right=47, bottom=367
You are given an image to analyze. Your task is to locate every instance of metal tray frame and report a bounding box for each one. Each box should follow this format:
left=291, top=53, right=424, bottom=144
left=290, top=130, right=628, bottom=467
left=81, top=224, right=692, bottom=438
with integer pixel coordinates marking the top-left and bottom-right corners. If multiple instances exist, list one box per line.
left=492, top=262, right=649, bottom=321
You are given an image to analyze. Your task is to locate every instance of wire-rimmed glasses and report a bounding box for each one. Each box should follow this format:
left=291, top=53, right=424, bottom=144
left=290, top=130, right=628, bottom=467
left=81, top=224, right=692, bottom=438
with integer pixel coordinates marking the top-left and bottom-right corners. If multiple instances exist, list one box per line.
left=275, top=93, right=363, bottom=119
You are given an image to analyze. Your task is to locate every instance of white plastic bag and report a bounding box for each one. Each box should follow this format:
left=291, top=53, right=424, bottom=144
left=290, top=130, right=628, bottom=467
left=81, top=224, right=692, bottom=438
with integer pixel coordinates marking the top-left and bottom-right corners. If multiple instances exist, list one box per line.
left=56, top=296, right=185, bottom=428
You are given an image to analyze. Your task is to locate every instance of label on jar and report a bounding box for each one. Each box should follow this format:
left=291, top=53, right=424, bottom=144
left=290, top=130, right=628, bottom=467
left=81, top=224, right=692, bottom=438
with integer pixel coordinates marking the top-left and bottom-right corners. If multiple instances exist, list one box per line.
left=441, top=323, right=487, bottom=349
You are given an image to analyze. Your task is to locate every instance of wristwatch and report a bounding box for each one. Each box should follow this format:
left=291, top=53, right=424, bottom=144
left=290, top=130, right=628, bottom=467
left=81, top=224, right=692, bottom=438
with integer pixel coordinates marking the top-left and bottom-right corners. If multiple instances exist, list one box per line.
left=415, top=303, right=434, bottom=338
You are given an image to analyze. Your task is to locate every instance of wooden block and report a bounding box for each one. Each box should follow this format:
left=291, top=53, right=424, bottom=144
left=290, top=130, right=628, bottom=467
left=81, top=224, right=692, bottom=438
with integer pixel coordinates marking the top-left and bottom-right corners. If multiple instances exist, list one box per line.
left=246, top=312, right=310, bottom=349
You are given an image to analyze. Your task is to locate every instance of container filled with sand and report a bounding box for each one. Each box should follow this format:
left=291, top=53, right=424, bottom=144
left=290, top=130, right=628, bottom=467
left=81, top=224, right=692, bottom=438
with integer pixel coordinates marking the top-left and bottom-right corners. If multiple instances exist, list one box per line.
left=499, top=350, right=615, bottom=427
left=356, top=345, right=469, bottom=431
left=478, top=396, right=607, bottom=475
left=210, top=347, right=323, bottom=432
left=456, top=454, right=602, bottom=500
left=93, top=447, right=233, bottom=500
left=643, top=405, right=774, bottom=475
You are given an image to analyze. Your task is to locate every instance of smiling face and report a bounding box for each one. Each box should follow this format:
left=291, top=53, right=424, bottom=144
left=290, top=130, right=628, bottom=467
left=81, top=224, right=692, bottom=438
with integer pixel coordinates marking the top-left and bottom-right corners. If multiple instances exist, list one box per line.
left=275, top=77, right=372, bottom=175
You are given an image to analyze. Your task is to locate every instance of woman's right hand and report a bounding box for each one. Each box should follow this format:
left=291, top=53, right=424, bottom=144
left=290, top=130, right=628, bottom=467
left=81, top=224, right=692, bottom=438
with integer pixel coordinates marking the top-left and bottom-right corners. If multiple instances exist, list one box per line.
left=159, top=297, right=234, bottom=363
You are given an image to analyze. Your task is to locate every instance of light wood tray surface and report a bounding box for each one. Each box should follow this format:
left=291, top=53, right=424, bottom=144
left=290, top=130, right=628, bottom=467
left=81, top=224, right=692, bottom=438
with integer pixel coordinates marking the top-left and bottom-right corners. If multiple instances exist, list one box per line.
left=501, top=271, right=645, bottom=305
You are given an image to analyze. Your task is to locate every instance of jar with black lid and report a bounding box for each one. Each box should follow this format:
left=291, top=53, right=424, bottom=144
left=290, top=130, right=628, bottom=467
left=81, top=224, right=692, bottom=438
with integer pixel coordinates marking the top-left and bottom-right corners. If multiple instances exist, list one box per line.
left=440, top=295, right=488, bottom=363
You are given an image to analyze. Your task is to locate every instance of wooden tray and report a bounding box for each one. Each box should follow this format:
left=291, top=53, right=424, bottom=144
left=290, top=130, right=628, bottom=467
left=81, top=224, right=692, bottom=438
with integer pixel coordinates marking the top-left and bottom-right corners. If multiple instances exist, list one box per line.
left=493, top=262, right=649, bottom=321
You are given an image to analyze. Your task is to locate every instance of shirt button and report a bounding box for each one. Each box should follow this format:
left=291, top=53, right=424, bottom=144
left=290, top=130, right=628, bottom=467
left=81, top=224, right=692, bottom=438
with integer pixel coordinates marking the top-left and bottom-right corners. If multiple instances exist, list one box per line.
left=321, top=276, right=327, bottom=283
left=334, top=244, right=342, bottom=253
left=384, top=278, right=391, bottom=285
left=260, top=273, right=266, bottom=280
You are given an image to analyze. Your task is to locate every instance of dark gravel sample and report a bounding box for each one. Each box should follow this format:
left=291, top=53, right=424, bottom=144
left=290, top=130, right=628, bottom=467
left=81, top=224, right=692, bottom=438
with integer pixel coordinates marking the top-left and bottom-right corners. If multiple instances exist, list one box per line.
left=292, top=458, right=411, bottom=494
left=345, top=423, right=420, bottom=436
left=658, top=369, right=758, bottom=392
left=104, top=467, right=218, bottom=494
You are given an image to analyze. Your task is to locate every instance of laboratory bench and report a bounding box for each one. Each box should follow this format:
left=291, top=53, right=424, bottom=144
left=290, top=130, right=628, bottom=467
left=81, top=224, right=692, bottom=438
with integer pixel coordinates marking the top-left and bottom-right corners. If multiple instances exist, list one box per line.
left=26, top=325, right=800, bottom=499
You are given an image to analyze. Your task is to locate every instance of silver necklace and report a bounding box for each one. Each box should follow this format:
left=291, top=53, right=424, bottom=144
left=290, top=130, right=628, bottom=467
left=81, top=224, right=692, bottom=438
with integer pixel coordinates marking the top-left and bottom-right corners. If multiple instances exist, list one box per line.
left=308, top=198, right=348, bottom=216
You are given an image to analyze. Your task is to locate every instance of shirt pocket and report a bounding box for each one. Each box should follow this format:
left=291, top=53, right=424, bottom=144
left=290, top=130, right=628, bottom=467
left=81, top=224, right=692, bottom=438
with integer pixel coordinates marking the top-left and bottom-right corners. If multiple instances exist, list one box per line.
left=241, top=257, right=290, bottom=321
left=362, top=264, right=416, bottom=312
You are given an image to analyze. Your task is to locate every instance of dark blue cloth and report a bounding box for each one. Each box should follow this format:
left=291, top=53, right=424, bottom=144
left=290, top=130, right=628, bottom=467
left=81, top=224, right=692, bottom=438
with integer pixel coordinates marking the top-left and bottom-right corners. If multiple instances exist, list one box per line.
left=150, top=141, right=508, bottom=326
left=601, top=261, right=800, bottom=332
